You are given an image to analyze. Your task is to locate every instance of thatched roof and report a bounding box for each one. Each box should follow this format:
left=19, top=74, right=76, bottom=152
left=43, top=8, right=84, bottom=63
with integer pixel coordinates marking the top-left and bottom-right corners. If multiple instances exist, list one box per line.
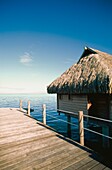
left=47, top=47, right=112, bottom=94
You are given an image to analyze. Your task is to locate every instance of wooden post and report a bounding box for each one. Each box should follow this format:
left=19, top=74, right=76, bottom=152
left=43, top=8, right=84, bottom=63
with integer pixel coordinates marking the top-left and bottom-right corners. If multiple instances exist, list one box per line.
left=78, top=111, right=84, bottom=146
left=28, top=100, right=30, bottom=116
left=109, top=100, right=112, bottom=120
left=67, top=115, right=71, bottom=138
left=102, top=125, right=110, bottom=148
left=42, top=104, right=46, bottom=125
left=20, top=100, right=22, bottom=111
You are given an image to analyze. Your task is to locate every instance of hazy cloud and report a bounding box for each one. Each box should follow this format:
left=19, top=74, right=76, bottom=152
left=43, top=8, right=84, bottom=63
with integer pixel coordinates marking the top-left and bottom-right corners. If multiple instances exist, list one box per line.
left=20, top=52, right=33, bottom=66
left=0, top=86, right=26, bottom=93
left=64, top=58, right=76, bottom=65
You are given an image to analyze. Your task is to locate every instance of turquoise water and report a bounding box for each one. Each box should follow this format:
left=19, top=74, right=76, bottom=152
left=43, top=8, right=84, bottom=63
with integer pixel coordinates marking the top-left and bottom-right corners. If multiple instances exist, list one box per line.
left=0, top=93, right=79, bottom=141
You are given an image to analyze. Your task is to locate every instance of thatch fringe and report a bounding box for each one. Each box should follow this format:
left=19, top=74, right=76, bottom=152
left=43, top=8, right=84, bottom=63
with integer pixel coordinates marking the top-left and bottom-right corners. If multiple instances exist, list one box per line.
left=47, top=47, right=112, bottom=94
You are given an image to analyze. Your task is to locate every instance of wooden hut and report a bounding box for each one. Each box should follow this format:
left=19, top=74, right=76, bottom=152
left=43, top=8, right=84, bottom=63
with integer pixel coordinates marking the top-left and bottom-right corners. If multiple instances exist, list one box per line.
left=47, top=47, right=112, bottom=120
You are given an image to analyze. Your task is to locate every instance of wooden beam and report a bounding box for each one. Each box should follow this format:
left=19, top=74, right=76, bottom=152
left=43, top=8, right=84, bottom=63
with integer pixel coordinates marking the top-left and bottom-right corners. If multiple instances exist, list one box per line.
left=28, top=100, right=30, bottom=116
left=78, top=111, right=84, bottom=146
left=20, top=100, right=22, bottom=111
left=67, top=115, right=71, bottom=138
left=42, top=104, right=46, bottom=125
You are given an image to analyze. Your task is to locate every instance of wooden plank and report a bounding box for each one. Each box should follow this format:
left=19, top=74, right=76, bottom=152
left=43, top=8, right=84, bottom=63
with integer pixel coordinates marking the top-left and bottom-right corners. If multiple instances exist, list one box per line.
left=77, top=159, right=100, bottom=170
left=104, top=167, right=112, bottom=170
left=64, top=156, right=95, bottom=170
left=91, top=163, right=106, bottom=170
left=22, top=148, right=85, bottom=170
left=0, top=134, right=58, bottom=159
left=0, top=137, right=67, bottom=169
left=40, top=152, right=89, bottom=170
left=0, top=108, right=111, bottom=170
left=3, top=142, right=78, bottom=170
left=0, top=131, right=54, bottom=150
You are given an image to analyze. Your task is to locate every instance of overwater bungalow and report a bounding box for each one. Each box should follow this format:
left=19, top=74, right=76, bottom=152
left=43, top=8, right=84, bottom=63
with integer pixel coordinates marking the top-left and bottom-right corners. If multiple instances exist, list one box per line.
left=47, top=47, right=112, bottom=148
left=47, top=47, right=112, bottom=120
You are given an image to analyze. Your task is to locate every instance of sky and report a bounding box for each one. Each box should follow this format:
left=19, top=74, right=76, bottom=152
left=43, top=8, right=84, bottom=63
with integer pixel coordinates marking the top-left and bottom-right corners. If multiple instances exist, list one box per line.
left=0, top=0, right=112, bottom=94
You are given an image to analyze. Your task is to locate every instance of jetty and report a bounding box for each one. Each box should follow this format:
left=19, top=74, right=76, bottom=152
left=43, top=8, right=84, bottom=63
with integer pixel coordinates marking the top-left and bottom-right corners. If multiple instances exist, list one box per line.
left=0, top=108, right=112, bottom=170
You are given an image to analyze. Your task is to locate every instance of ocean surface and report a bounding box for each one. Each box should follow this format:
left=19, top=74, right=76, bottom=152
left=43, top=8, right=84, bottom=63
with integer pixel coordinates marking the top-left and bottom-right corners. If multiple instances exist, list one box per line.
left=0, top=93, right=79, bottom=141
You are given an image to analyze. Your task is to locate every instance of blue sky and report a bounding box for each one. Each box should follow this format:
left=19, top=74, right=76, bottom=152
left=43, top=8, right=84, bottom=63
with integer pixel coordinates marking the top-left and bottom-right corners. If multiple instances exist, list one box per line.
left=0, top=0, right=112, bottom=93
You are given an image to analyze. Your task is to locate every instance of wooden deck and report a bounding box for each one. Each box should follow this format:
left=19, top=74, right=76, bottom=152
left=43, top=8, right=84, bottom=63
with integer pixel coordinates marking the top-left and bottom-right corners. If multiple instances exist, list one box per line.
left=0, top=108, right=112, bottom=170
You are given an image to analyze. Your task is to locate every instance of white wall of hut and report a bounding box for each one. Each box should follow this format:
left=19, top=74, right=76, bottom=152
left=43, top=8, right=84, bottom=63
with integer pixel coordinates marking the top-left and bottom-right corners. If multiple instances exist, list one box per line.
left=57, top=94, right=88, bottom=115
left=57, top=94, right=112, bottom=120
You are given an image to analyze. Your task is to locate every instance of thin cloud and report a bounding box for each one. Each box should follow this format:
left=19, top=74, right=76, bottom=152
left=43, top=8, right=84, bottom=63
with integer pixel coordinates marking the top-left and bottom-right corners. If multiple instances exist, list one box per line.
left=20, top=52, right=33, bottom=66
left=0, top=86, right=25, bottom=90
left=64, top=58, right=76, bottom=65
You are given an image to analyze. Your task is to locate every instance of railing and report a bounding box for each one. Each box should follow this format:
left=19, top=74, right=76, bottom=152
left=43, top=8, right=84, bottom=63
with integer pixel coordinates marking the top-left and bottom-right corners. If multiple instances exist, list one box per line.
left=19, top=100, right=112, bottom=147
left=57, top=109, right=112, bottom=146
left=20, top=99, right=31, bottom=116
